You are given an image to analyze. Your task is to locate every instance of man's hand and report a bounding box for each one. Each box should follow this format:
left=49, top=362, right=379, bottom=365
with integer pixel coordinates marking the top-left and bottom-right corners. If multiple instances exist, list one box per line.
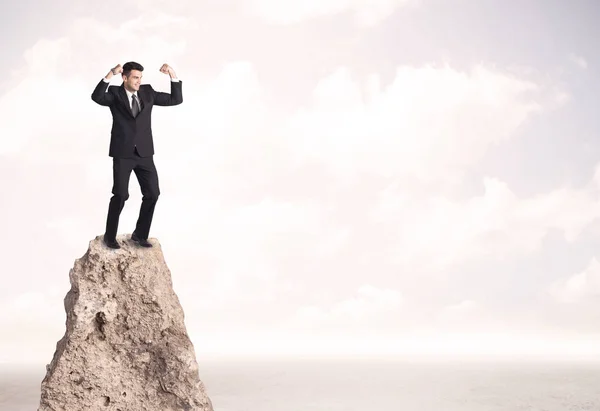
left=112, top=64, right=123, bottom=75
left=159, top=63, right=177, bottom=79
left=104, top=64, right=123, bottom=80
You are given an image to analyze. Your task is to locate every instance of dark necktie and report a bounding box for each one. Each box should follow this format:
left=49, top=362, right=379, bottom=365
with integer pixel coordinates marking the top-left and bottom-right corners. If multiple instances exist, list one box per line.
left=132, top=94, right=140, bottom=117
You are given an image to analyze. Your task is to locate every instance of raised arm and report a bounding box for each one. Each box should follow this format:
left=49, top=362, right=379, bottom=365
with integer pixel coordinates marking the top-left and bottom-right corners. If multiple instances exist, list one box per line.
left=153, top=63, right=183, bottom=106
left=91, top=64, right=122, bottom=106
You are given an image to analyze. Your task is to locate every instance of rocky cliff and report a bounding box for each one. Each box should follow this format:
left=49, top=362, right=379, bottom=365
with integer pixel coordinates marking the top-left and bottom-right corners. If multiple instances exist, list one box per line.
left=38, top=234, right=213, bottom=411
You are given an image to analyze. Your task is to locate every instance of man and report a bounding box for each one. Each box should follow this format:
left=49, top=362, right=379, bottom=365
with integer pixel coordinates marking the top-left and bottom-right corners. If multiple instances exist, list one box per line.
left=91, top=61, right=183, bottom=249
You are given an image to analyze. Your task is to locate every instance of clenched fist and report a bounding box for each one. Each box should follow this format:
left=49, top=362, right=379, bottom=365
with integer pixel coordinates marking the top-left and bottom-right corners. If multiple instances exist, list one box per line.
left=159, top=63, right=176, bottom=78
left=111, top=64, right=123, bottom=75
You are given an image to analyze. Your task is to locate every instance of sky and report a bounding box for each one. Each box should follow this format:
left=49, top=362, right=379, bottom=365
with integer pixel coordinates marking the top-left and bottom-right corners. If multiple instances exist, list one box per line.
left=2, top=0, right=600, bottom=364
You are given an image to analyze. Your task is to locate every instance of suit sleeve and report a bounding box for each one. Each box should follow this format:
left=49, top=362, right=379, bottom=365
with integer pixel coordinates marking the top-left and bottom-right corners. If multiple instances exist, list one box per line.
left=152, top=80, right=183, bottom=106
left=91, top=79, right=115, bottom=106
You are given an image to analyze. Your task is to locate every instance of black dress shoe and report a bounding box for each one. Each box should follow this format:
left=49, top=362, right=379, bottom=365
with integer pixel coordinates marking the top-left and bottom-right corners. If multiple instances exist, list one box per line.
left=103, top=236, right=121, bottom=249
left=131, top=232, right=152, bottom=248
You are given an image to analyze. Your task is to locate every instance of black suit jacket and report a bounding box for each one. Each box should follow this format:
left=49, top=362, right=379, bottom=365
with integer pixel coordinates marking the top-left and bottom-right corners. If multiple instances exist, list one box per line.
left=91, top=79, right=183, bottom=158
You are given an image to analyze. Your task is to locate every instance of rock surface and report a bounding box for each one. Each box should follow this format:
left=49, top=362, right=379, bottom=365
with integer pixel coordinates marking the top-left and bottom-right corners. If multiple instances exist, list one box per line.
left=38, top=234, right=213, bottom=411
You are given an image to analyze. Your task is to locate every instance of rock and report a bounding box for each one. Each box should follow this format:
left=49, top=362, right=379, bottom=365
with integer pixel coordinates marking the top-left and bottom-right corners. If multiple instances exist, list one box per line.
left=38, top=234, right=213, bottom=411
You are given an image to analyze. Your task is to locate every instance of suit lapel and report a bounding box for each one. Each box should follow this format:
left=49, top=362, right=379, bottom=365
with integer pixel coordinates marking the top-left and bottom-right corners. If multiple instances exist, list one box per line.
left=137, top=87, right=146, bottom=114
left=118, top=86, right=134, bottom=118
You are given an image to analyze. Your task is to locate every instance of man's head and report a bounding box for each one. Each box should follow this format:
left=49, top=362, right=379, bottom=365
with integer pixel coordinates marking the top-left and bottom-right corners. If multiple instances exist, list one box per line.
left=122, top=61, right=144, bottom=92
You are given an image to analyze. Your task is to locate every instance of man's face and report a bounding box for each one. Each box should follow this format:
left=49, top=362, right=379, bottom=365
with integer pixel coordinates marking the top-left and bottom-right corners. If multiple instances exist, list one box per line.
left=123, top=69, right=142, bottom=91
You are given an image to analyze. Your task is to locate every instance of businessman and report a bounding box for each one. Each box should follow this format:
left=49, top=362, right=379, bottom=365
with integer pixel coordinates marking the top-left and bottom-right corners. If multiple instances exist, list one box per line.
left=91, top=61, right=183, bottom=249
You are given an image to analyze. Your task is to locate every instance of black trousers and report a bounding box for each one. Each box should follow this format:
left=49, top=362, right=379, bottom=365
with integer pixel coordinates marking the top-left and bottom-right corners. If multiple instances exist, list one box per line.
left=104, top=149, right=160, bottom=241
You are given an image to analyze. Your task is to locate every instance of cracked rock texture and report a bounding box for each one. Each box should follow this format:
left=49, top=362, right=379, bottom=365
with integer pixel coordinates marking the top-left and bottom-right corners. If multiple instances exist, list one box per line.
left=38, top=234, right=213, bottom=411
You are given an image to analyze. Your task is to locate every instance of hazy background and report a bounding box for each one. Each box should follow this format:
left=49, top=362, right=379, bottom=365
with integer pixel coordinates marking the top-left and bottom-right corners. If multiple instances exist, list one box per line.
left=2, top=0, right=600, bottom=365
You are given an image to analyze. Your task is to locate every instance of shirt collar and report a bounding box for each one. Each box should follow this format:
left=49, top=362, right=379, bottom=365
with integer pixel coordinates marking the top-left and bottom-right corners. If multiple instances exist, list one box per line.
left=124, top=87, right=138, bottom=99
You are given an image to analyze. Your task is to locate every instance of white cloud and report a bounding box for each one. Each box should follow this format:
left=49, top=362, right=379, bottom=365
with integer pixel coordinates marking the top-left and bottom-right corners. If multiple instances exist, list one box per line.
left=1, top=10, right=191, bottom=157
left=549, top=257, right=600, bottom=304
left=72, top=10, right=197, bottom=43
left=435, top=300, right=491, bottom=332
left=370, top=175, right=600, bottom=268
left=245, top=0, right=416, bottom=26
left=167, top=198, right=327, bottom=316
left=292, top=284, right=403, bottom=333
left=0, top=289, right=65, bottom=338
left=330, top=284, right=402, bottom=318
left=438, top=300, right=478, bottom=320
left=285, top=64, right=543, bottom=183
left=569, top=53, right=588, bottom=70
left=1, top=38, right=72, bottom=155
left=4, top=6, right=599, bottom=361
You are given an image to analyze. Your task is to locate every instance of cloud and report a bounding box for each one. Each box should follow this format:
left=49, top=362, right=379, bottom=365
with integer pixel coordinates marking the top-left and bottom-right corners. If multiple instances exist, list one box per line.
left=72, top=10, right=197, bottom=43
left=370, top=175, right=600, bottom=269
left=434, top=300, right=495, bottom=332
left=147, top=59, right=564, bottom=290
left=4, top=6, right=597, bottom=360
left=549, top=257, right=600, bottom=304
left=0, top=289, right=65, bottom=339
left=244, top=0, right=416, bottom=26
left=1, top=38, right=74, bottom=155
left=1, top=10, right=192, bottom=157
left=568, top=53, right=588, bottom=70
left=125, top=0, right=415, bottom=27
left=284, top=64, right=544, bottom=183
left=330, top=284, right=402, bottom=317
left=4, top=40, right=577, bottom=310
left=291, top=284, right=403, bottom=333
left=438, top=300, right=478, bottom=320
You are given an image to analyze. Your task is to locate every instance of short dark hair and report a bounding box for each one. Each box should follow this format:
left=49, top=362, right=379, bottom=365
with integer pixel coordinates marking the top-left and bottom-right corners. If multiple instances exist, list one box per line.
left=123, top=61, right=144, bottom=77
